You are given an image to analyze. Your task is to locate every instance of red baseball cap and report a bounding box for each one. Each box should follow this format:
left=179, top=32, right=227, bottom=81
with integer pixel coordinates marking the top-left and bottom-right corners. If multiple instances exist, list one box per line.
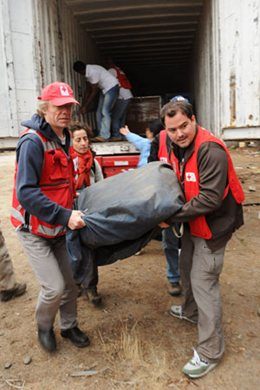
left=38, top=82, right=79, bottom=106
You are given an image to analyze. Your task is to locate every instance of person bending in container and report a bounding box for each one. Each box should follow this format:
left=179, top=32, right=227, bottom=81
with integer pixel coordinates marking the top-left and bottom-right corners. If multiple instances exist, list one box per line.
left=73, top=60, right=119, bottom=142
left=69, top=122, right=103, bottom=306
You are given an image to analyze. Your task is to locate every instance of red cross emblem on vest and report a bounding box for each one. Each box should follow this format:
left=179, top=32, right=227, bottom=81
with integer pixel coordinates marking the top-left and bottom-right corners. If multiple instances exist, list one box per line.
left=185, top=172, right=196, bottom=182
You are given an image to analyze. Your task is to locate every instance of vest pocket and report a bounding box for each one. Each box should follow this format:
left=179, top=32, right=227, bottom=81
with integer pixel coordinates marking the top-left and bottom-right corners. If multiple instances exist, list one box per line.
left=42, top=182, right=73, bottom=209
left=48, top=150, right=69, bottom=181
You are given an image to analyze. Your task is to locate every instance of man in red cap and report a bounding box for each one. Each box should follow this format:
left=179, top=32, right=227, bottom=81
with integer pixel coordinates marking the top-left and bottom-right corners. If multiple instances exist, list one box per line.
left=11, top=82, right=90, bottom=352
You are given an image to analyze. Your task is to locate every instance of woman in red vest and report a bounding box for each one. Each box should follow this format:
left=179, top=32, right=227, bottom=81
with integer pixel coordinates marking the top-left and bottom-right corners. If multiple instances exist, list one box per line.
left=156, top=100, right=244, bottom=379
left=70, top=122, right=103, bottom=306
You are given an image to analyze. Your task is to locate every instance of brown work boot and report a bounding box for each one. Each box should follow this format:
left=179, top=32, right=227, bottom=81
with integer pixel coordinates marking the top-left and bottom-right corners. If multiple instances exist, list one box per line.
left=92, top=136, right=107, bottom=142
left=168, top=282, right=182, bottom=297
left=76, top=284, right=83, bottom=297
left=0, top=282, right=27, bottom=302
left=84, top=287, right=102, bottom=306
left=109, top=136, right=123, bottom=142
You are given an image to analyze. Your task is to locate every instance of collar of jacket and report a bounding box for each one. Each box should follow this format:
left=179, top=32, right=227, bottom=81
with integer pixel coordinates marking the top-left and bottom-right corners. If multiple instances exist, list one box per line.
left=36, top=115, right=71, bottom=154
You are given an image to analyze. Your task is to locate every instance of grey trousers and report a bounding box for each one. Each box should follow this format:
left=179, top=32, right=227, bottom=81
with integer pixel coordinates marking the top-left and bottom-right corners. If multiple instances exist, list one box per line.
left=180, top=228, right=225, bottom=363
left=17, top=231, right=78, bottom=331
left=0, top=226, right=16, bottom=291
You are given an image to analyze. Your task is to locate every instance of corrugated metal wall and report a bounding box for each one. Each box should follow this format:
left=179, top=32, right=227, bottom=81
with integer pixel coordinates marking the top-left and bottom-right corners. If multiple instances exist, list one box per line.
left=219, top=0, right=260, bottom=139
left=0, top=0, right=37, bottom=141
left=1, top=0, right=259, bottom=145
left=34, top=0, right=100, bottom=94
left=194, top=0, right=260, bottom=139
left=33, top=0, right=101, bottom=126
left=0, top=0, right=100, bottom=143
left=193, top=0, right=218, bottom=134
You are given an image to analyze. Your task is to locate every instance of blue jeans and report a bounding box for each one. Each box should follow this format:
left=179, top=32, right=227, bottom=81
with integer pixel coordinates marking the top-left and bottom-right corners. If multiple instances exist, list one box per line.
left=111, top=98, right=132, bottom=137
left=96, top=85, right=119, bottom=139
left=162, top=226, right=180, bottom=284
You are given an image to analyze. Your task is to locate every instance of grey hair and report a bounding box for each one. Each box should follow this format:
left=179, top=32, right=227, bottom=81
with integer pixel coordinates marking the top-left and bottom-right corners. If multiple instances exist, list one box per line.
left=37, top=100, right=49, bottom=118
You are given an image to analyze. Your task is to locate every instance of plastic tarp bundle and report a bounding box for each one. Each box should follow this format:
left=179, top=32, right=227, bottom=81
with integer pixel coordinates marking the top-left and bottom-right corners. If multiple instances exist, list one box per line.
left=67, top=162, right=184, bottom=282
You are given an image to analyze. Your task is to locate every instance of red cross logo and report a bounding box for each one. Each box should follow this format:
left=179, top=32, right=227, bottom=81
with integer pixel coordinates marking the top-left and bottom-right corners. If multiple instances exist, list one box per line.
left=60, top=85, right=70, bottom=96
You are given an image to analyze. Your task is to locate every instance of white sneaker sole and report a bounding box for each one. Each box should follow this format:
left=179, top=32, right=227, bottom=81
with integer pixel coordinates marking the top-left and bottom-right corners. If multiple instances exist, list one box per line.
left=183, top=362, right=218, bottom=378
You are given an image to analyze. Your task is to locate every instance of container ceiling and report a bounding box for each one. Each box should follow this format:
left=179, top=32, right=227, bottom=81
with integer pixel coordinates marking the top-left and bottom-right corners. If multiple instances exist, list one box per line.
left=66, top=0, right=203, bottom=67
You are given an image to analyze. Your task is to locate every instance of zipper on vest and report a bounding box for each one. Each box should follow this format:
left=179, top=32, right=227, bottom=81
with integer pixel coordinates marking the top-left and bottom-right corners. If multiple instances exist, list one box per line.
left=180, top=158, right=185, bottom=186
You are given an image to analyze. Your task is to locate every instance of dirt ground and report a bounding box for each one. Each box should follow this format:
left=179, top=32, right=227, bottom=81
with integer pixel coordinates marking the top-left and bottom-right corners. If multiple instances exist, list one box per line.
left=0, top=147, right=259, bottom=390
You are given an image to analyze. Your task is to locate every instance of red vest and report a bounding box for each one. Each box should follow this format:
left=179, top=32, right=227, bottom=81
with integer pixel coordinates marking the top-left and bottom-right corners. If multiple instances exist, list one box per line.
left=112, top=66, right=132, bottom=90
left=158, top=130, right=171, bottom=164
left=159, top=126, right=245, bottom=239
left=11, top=129, right=75, bottom=238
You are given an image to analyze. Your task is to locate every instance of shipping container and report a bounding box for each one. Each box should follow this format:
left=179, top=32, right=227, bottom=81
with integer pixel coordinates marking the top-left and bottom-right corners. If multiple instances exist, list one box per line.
left=0, top=0, right=259, bottom=151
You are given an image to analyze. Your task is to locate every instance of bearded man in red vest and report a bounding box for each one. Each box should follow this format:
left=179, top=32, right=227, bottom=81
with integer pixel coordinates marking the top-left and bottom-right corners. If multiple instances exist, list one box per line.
left=156, top=100, right=244, bottom=378
left=11, top=82, right=90, bottom=353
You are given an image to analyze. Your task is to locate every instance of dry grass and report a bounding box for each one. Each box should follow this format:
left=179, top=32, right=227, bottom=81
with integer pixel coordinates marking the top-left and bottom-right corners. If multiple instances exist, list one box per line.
left=1, top=150, right=259, bottom=389
left=119, top=322, right=144, bottom=362
left=95, top=320, right=184, bottom=389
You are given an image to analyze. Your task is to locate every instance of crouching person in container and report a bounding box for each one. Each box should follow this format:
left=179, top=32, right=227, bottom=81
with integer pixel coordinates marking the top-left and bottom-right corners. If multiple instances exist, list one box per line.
left=158, top=100, right=244, bottom=378
left=10, top=82, right=90, bottom=353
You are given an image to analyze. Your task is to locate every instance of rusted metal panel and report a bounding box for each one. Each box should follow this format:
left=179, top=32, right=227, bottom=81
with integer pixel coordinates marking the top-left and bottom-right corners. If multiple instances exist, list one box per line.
left=32, top=0, right=102, bottom=119
left=192, top=0, right=220, bottom=135
left=0, top=0, right=15, bottom=137
left=0, top=0, right=34, bottom=137
left=219, top=0, right=260, bottom=139
left=0, top=0, right=100, bottom=143
left=193, top=0, right=260, bottom=139
left=34, top=0, right=91, bottom=86
left=9, top=0, right=39, bottom=132
left=1, top=0, right=259, bottom=145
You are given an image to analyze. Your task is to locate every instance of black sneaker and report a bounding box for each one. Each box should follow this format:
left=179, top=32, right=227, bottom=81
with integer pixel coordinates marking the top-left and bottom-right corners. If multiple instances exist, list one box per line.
left=76, top=284, right=83, bottom=297
left=0, top=282, right=27, bottom=302
left=38, top=327, right=57, bottom=352
left=85, top=287, right=102, bottom=306
left=168, top=282, right=182, bottom=297
left=61, top=326, right=90, bottom=348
